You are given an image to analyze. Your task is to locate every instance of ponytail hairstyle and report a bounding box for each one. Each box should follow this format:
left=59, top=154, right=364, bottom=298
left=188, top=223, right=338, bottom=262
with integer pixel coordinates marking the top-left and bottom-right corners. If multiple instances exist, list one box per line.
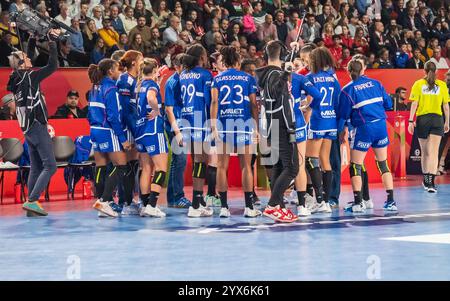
left=88, top=59, right=119, bottom=85
left=220, top=45, right=241, bottom=68
left=136, top=58, right=159, bottom=96
left=309, top=47, right=337, bottom=74
left=423, top=61, right=437, bottom=91
left=119, top=50, right=143, bottom=71
left=182, top=44, right=206, bottom=70
left=347, top=59, right=363, bottom=81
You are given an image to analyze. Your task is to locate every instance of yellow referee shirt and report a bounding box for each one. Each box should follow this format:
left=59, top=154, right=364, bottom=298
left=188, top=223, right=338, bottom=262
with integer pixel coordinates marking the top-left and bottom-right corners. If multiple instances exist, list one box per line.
left=409, top=79, right=449, bottom=116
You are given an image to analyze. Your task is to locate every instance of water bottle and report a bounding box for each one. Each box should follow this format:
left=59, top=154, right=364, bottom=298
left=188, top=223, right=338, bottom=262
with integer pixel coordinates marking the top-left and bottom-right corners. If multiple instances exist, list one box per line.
left=82, top=179, right=92, bottom=199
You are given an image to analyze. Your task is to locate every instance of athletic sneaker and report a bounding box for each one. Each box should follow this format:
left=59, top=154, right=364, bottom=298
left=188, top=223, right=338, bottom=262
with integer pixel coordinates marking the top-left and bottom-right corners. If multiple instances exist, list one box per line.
left=244, top=207, right=262, bottom=218
left=93, top=199, right=118, bottom=217
left=297, top=205, right=311, bottom=216
left=140, top=205, right=166, bottom=217
left=285, top=190, right=298, bottom=205
left=363, top=199, right=374, bottom=209
left=422, top=181, right=429, bottom=191
left=383, top=200, right=398, bottom=211
left=328, top=199, right=339, bottom=209
left=427, top=185, right=437, bottom=193
left=109, top=202, right=123, bottom=214
left=121, top=202, right=141, bottom=215
left=305, top=193, right=316, bottom=210
left=263, top=205, right=297, bottom=223
left=187, top=205, right=214, bottom=217
left=310, top=201, right=332, bottom=213
left=98, top=211, right=108, bottom=218
left=205, top=195, right=221, bottom=207
left=22, top=201, right=48, bottom=216
left=168, top=197, right=192, bottom=208
left=219, top=207, right=231, bottom=218
left=343, top=202, right=365, bottom=213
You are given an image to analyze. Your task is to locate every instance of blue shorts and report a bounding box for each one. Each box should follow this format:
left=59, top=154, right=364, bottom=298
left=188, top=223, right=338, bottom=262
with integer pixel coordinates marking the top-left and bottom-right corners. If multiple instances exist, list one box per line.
left=135, top=132, right=168, bottom=156
left=308, top=129, right=337, bottom=140
left=349, top=119, right=389, bottom=152
left=217, top=131, right=252, bottom=147
left=124, top=128, right=135, bottom=144
left=90, top=127, right=123, bottom=153
left=181, top=128, right=210, bottom=143
left=295, top=126, right=307, bottom=143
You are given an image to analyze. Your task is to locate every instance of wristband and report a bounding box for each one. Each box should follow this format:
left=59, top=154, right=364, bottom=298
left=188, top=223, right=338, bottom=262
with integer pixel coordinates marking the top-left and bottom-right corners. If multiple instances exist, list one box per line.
left=408, top=120, right=414, bottom=123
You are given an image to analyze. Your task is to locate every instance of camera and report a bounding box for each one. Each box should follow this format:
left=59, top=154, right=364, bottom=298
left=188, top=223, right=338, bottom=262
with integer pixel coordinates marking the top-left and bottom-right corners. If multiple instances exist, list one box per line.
left=10, top=8, right=75, bottom=41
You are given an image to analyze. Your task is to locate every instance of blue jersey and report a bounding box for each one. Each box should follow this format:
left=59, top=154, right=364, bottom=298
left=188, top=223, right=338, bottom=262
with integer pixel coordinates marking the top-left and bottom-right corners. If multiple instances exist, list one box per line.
left=212, top=68, right=257, bottom=133
left=291, top=73, right=321, bottom=130
left=88, top=77, right=126, bottom=143
left=164, top=72, right=182, bottom=132
left=116, top=72, right=138, bottom=134
left=306, top=70, right=341, bottom=132
left=135, top=79, right=164, bottom=139
left=338, top=75, right=393, bottom=128
left=179, top=66, right=212, bottom=131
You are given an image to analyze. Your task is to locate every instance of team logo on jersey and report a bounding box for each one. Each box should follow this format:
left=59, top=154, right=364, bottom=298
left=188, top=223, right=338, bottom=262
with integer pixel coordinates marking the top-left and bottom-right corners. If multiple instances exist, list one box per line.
left=146, top=145, right=156, bottom=153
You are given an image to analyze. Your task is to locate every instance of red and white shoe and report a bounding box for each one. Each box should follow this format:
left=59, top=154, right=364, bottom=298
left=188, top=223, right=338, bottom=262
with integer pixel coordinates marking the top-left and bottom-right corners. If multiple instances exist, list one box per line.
left=263, top=205, right=298, bottom=223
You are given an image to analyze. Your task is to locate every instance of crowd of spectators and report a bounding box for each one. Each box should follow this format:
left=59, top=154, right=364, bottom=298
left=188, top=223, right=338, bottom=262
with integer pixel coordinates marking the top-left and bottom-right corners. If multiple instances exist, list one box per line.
left=0, top=0, right=449, bottom=69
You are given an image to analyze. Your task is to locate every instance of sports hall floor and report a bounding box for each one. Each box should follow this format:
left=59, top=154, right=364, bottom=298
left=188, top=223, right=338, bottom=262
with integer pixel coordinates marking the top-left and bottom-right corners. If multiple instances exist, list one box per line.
left=1, top=176, right=449, bottom=281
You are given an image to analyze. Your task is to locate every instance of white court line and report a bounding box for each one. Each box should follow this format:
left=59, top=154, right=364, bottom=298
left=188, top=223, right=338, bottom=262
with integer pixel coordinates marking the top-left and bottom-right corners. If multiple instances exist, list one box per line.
left=380, top=233, right=450, bottom=244
left=195, top=212, right=450, bottom=234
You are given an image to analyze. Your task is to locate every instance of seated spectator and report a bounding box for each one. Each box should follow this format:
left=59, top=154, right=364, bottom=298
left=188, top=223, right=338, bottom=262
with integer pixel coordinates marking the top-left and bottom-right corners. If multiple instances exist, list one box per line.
left=163, top=15, right=181, bottom=45
left=386, top=25, right=401, bottom=55
left=51, top=90, right=87, bottom=119
left=203, top=21, right=221, bottom=49
left=0, top=93, right=16, bottom=120
left=55, top=3, right=71, bottom=32
left=431, top=21, right=450, bottom=45
left=252, top=1, right=267, bottom=27
left=187, top=10, right=205, bottom=38
left=394, top=43, right=409, bottom=68
left=98, top=17, right=120, bottom=51
left=373, top=48, right=394, bottom=69
left=91, top=5, right=104, bottom=30
left=120, top=5, right=138, bottom=35
left=406, top=48, right=424, bottom=69
left=353, top=27, right=369, bottom=55
left=274, top=10, right=288, bottom=44
left=286, top=9, right=300, bottom=32
left=129, top=16, right=152, bottom=45
left=427, top=45, right=449, bottom=69
left=242, top=6, right=257, bottom=35
left=322, top=22, right=335, bottom=48
left=302, top=14, right=321, bottom=44
left=152, top=0, right=171, bottom=30
left=90, top=38, right=106, bottom=64
left=329, top=34, right=343, bottom=63
left=0, top=32, right=16, bottom=67
left=59, top=40, right=89, bottom=67
left=370, top=21, right=388, bottom=54
left=134, top=0, right=153, bottom=26
left=77, top=2, right=90, bottom=30
left=69, top=17, right=84, bottom=54
left=257, top=14, right=278, bottom=45
left=426, top=38, right=439, bottom=58
left=0, top=11, right=19, bottom=47
left=390, top=87, right=410, bottom=111
left=110, top=5, right=125, bottom=35
left=148, top=27, right=163, bottom=57
left=227, top=22, right=241, bottom=44
left=117, top=33, right=130, bottom=51
left=339, top=47, right=352, bottom=70
left=317, top=4, right=334, bottom=28
left=220, top=19, right=230, bottom=44
left=129, top=33, right=149, bottom=56
left=83, top=19, right=99, bottom=55
left=340, top=25, right=354, bottom=49
left=416, top=37, right=429, bottom=62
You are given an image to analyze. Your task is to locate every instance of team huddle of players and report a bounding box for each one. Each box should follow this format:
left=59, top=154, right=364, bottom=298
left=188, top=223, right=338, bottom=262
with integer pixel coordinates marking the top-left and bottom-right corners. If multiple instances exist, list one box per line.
left=86, top=42, right=398, bottom=223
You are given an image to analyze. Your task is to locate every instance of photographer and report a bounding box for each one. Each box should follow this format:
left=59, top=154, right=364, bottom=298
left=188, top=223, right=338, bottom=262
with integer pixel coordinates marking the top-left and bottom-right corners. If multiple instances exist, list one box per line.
left=6, top=28, right=61, bottom=217
left=256, top=40, right=299, bottom=223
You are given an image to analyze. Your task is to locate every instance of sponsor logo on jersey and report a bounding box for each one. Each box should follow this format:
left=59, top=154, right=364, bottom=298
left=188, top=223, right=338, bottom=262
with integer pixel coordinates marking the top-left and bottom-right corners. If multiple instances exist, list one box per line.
left=220, top=108, right=244, bottom=115
left=321, top=110, right=336, bottom=118
left=356, top=141, right=371, bottom=149
left=377, top=137, right=389, bottom=145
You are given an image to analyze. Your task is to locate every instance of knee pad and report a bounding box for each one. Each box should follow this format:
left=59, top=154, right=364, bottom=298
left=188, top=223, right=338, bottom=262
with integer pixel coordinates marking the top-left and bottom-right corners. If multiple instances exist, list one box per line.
left=152, top=170, right=166, bottom=186
left=376, top=160, right=390, bottom=175
left=192, top=162, right=206, bottom=179
left=305, top=157, right=320, bottom=172
left=349, top=162, right=363, bottom=178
